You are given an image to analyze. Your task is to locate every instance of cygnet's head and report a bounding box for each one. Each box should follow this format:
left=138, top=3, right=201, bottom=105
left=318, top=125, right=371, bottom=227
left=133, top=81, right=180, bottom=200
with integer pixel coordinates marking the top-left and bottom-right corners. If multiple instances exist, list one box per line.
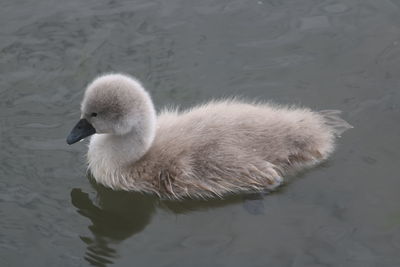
left=67, top=73, right=156, bottom=145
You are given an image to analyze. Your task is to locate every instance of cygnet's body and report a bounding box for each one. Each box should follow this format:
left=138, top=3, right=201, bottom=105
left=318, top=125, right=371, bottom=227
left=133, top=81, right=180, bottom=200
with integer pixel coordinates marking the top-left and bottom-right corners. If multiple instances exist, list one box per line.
left=67, top=74, right=352, bottom=199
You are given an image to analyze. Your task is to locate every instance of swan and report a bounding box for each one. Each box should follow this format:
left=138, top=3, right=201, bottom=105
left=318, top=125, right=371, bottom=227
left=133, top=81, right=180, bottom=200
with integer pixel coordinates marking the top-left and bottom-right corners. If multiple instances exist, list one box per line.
left=66, top=73, right=352, bottom=199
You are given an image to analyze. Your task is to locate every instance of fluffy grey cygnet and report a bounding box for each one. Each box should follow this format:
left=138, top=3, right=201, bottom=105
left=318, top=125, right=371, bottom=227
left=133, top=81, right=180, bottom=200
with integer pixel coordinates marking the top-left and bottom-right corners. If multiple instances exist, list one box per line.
left=67, top=73, right=352, bottom=199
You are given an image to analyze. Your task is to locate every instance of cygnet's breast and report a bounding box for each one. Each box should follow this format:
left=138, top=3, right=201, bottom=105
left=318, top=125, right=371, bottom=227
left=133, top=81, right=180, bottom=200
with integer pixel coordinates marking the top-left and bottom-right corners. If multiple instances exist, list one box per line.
left=87, top=135, right=125, bottom=189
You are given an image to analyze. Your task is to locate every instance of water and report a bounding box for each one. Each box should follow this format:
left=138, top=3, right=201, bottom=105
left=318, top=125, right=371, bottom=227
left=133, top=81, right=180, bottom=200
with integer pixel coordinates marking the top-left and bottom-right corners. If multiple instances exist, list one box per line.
left=1, top=0, right=400, bottom=266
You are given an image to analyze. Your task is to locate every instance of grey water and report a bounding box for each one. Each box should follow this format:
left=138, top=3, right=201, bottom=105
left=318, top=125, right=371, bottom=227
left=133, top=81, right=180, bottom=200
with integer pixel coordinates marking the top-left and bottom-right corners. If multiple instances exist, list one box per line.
left=1, top=0, right=400, bottom=266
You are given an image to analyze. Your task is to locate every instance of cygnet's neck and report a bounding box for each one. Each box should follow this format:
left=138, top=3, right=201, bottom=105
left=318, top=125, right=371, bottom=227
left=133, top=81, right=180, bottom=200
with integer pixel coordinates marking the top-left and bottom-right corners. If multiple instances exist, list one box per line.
left=88, top=109, right=156, bottom=173
left=110, top=115, right=156, bottom=164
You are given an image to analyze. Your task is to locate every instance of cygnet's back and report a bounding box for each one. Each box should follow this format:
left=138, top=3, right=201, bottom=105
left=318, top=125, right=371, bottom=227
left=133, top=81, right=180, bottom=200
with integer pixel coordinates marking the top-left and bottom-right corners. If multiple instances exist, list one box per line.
left=67, top=74, right=352, bottom=199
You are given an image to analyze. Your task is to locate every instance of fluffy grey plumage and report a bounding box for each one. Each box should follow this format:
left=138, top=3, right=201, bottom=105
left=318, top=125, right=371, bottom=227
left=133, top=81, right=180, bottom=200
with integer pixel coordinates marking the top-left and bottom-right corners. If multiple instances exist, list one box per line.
left=69, top=73, right=352, bottom=199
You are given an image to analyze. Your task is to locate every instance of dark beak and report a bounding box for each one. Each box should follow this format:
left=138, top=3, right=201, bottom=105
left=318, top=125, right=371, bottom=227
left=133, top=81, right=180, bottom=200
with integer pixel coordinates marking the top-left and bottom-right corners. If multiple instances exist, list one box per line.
left=66, top=119, right=96, bottom=145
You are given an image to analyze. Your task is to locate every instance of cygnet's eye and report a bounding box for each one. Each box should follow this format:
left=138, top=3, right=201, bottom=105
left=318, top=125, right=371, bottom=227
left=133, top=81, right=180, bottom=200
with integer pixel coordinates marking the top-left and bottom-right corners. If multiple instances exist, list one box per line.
left=91, top=112, right=98, bottom=117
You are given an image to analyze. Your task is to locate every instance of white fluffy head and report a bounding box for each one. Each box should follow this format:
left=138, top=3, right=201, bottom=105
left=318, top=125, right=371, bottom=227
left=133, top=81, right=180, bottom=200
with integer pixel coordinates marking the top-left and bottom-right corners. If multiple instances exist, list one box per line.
left=81, top=73, right=156, bottom=136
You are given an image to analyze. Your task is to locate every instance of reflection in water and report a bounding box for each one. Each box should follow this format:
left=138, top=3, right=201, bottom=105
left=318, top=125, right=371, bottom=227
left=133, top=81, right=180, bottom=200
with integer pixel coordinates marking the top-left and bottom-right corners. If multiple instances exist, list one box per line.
left=71, top=181, right=157, bottom=266
left=71, top=177, right=257, bottom=266
left=162, top=191, right=273, bottom=219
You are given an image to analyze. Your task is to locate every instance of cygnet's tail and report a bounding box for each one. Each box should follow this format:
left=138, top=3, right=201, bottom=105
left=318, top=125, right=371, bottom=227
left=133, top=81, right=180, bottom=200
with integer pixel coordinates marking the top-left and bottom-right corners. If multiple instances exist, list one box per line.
left=319, top=110, right=353, bottom=137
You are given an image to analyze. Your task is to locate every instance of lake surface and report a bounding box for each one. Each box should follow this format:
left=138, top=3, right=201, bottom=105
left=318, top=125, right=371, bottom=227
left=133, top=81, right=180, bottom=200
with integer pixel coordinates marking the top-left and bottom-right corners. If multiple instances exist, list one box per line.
left=1, top=0, right=400, bottom=266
